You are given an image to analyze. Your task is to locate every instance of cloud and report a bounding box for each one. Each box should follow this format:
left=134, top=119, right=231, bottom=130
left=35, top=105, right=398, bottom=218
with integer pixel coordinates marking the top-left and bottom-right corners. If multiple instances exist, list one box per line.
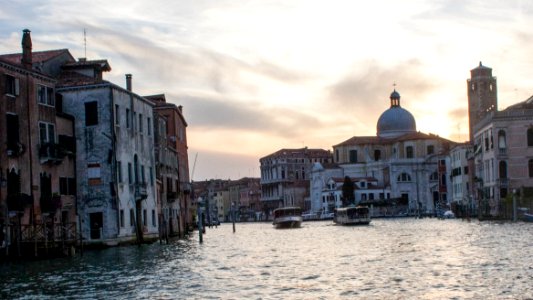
left=326, top=59, right=436, bottom=131
left=174, top=94, right=322, bottom=139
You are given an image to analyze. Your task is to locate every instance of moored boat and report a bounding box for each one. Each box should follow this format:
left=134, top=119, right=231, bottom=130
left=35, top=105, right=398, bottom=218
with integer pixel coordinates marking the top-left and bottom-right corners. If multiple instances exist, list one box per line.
left=273, top=207, right=303, bottom=229
left=334, top=206, right=371, bottom=225
left=524, top=213, right=533, bottom=222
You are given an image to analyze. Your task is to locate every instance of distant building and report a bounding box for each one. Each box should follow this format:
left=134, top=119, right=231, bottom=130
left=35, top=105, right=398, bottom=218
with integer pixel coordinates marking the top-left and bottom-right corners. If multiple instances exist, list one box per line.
left=311, top=90, right=454, bottom=217
left=449, top=143, right=474, bottom=216
left=260, top=147, right=333, bottom=215
left=0, top=30, right=77, bottom=254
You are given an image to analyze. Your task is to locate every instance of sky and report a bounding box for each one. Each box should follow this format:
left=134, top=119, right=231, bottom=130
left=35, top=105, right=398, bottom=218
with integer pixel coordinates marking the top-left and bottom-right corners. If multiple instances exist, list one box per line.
left=1, top=1, right=533, bottom=181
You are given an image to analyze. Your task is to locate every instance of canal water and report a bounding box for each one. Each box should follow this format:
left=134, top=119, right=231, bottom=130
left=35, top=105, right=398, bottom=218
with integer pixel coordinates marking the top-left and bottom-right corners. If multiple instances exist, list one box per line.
left=1, top=219, right=532, bottom=299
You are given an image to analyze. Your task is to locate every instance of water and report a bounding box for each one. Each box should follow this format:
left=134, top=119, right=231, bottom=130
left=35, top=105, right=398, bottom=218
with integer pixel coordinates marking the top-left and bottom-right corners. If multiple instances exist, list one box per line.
left=1, top=219, right=532, bottom=299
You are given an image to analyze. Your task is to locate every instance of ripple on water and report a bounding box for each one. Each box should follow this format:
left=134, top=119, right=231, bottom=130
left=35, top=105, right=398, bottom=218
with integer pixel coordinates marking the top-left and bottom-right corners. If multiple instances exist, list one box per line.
left=1, top=220, right=533, bottom=299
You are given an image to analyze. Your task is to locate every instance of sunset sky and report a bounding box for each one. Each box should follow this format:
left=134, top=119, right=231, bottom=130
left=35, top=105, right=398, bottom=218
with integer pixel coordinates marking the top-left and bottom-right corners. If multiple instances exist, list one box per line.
left=1, top=1, right=532, bottom=181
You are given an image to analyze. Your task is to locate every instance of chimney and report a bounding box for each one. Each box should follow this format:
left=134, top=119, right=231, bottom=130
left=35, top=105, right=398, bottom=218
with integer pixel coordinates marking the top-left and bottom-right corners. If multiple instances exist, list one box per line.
left=21, top=29, right=32, bottom=69
left=178, top=105, right=183, bottom=112
left=126, top=74, right=132, bottom=91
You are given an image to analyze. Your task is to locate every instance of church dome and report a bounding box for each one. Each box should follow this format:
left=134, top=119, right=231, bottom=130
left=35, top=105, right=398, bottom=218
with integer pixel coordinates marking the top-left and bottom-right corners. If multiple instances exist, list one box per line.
left=376, top=90, right=416, bottom=138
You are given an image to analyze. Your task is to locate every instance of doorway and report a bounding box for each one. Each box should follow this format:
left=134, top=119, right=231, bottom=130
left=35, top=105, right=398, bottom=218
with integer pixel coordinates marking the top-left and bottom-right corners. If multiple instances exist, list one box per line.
left=89, top=212, right=103, bottom=240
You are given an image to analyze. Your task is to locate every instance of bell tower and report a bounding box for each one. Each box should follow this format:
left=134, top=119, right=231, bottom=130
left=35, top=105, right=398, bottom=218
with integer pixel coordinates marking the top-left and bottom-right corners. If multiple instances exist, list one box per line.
left=467, top=62, right=497, bottom=142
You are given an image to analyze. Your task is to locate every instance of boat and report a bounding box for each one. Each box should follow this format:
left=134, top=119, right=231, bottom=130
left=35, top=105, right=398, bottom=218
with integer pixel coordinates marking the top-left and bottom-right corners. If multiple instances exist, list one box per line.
left=524, top=213, right=533, bottom=222
left=272, top=207, right=303, bottom=229
left=334, top=206, right=371, bottom=225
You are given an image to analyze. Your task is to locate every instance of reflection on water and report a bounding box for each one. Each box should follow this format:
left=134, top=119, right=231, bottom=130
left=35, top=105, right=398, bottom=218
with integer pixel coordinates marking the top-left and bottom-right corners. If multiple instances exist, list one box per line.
left=1, top=219, right=532, bottom=299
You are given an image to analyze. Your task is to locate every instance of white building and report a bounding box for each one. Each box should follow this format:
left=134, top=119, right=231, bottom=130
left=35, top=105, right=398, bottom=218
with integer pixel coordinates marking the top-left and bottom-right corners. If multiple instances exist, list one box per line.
left=311, top=90, right=455, bottom=217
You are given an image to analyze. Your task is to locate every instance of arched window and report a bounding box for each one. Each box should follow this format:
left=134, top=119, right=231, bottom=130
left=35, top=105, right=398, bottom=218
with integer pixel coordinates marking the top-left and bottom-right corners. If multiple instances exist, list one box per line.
left=528, top=128, right=533, bottom=147
left=7, top=168, right=20, bottom=196
left=498, top=130, right=506, bottom=149
left=499, top=161, right=507, bottom=179
left=406, top=146, right=414, bottom=159
left=397, top=173, right=412, bottom=182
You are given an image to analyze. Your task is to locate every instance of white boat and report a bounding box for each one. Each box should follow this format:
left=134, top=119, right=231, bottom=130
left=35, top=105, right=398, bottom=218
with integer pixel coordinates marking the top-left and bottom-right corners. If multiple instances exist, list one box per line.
left=273, top=207, right=303, bottom=229
left=334, top=206, right=371, bottom=225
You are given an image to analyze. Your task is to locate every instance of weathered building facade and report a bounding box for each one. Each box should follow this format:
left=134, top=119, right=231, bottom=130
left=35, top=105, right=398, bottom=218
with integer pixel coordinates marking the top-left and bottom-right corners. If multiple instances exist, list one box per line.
left=0, top=30, right=77, bottom=255
left=59, top=68, right=158, bottom=245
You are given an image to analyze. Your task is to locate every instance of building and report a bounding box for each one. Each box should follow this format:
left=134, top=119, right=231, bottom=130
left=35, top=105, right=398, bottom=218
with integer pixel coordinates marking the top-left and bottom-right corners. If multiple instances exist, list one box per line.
left=467, top=62, right=498, bottom=142
left=260, top=147, right=333, bottom=216
left=0, top=30, right=77, bottom=255
left=58, top=66, right=158, bottom=245
left=449, top=143, right=474, bottom=216
left=311, top=89, right=455, bottom=217
left=147, top=94, right=191, bottom=237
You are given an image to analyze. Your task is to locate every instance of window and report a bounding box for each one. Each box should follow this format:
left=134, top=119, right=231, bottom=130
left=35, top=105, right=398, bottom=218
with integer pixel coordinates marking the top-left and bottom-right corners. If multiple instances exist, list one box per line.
left=499, top=161, right=507, bottom=179
left=5, top=75, right=19, bottom=96
left=529, top=159, right=533, bottom=178
left=126, top=108, right=130, bottom=128
left=406, top=146, right=414, bottom=158
left=349, top=150, right=357, bottom=163
left=59, top=177, right=76, bottom=195
left=152, top=210, right=156, bottom=227
left=130, top=209, right=135, bottom=226
left=335, top=149, right=339, bottom=162
left=120, top=210, right=125, bottom=228
left=498, top=130, right=506, bottom=149
left=429, top=172, right=439, bottom=181
left=528, top=128, right=533, bottom=147
left=88, top=163, right=101, bottom=185
left=147, top=117, right=151, bottom=136
left=115, top=104, right=120, bottom=126
left=128, top=162, right=133, bottom=184
left=369, top=193, right=374, bottom=200
left=39, top=122, right=55, bottom=144
left=143, top=209, right=147, bottom=226
left=6, top=114, right=20, bottom=152
left=397, top=173, right=412, bottom=182
left=150, top=167, right=154, bottom=186
left=427, top=145, right=434, bottom=155
left=37, top=85, right=54, bottom=106
left=139, top=114, right=143, bottom=133
left=85, top=101, right=98, bottom=126
left=374, top=149, right=381, bottom=161
left=117, top=161, right=123, bottom=183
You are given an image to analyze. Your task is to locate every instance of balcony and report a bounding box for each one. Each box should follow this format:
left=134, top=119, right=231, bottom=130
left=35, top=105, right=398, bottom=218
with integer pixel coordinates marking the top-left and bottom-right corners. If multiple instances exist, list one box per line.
left=6, top=142, right=25, bottom=157
left=38, top=143, right=65, bottom=164
left=167, top=191, right=178, bottom=202
left=499, top=178, right=509, bottom=188
left=135, top=183, right=148, bottom=200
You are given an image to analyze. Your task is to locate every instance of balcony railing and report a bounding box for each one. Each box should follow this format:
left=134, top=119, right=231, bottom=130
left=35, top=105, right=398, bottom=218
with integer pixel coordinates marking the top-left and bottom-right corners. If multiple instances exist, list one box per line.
left=166, top=191, right=177, bottom=202
left=6, top=142, right=25, bottom=157
left=38, top=143, right=65, bottom=164
left=499, top=178, right=509, bottom=188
